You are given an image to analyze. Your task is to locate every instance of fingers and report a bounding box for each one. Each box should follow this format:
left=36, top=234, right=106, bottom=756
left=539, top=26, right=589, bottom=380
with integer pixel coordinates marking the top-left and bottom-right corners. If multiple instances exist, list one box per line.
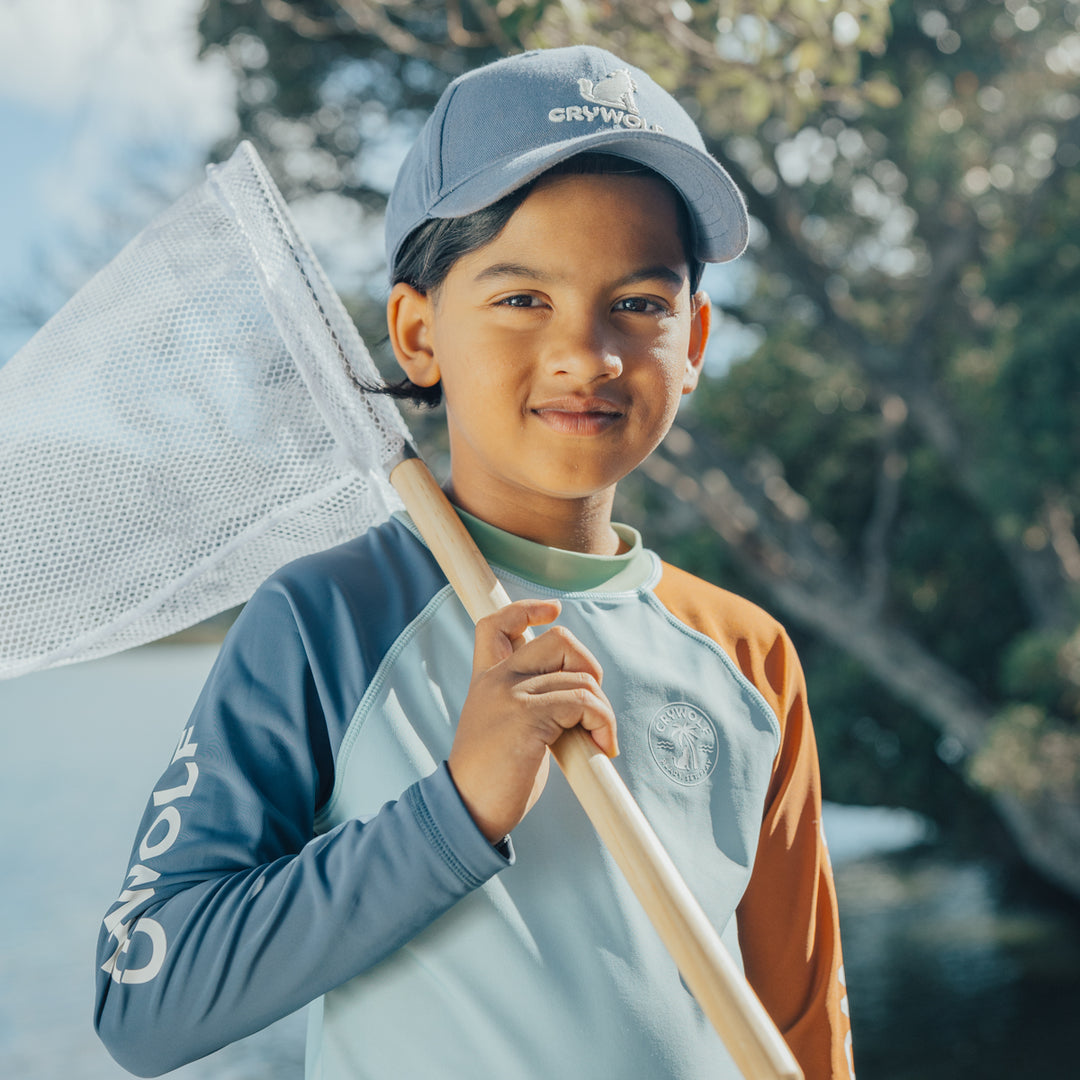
left=476, top=602, right=615, bottom=751
left=473, top=603, right=604, bottom=680
left=511, top=622, right=605, bottom=679
left=521, top=679, right=619, bottom=758
left=472, top=603, right=614, bottom=752
left=471, top=598, right=562, bottom=671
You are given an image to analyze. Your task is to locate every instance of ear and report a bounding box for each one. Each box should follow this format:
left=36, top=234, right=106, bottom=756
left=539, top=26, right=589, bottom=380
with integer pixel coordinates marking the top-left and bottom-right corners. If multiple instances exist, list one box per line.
left=386, top=282, right=441, bottom=387
left=682, top=291, right=711, bottom=395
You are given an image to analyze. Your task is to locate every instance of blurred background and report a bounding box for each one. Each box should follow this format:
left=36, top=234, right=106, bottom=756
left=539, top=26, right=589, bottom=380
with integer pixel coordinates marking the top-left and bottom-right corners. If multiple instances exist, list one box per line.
left=2, top=1, right=1079, bottom=1076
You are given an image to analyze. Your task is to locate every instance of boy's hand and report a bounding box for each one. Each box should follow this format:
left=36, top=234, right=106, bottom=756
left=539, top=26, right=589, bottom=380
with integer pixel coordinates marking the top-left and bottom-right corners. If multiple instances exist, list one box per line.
left=448, top=598, right=618, bottom=845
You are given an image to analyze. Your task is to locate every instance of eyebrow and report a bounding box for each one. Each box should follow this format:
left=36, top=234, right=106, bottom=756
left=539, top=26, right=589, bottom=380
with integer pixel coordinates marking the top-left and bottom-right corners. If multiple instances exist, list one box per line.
left=472, top=262, right=687, bottom=289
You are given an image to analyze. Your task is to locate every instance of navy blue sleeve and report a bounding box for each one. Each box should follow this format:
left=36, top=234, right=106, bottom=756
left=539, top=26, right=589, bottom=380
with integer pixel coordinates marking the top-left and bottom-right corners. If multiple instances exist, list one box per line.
left=93, top=568, right=509, bottom=1077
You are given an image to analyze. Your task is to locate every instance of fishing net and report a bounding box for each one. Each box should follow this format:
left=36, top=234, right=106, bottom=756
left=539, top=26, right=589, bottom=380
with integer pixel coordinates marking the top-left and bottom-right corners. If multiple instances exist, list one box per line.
left=0, top=142, right=411, bottom=680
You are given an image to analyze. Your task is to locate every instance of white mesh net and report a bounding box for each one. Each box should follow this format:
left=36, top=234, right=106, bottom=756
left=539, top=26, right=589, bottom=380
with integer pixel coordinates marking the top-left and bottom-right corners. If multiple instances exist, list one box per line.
left=0, top=142, right=412, bottom=680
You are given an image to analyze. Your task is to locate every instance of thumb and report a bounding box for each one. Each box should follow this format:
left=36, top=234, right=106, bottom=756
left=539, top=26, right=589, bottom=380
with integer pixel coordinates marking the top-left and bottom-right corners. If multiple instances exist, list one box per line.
left=472, top=599, right=562, bottom=672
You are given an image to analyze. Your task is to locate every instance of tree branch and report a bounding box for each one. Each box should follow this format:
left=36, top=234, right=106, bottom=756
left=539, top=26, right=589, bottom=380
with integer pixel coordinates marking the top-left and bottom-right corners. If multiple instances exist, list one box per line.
left=859, top=396, right=907, bottom=620
left=458, top=0, right=515, bottom=53
left=334, top=0, right=442, bottom=60
left=261, top=0, right=339, bottom=38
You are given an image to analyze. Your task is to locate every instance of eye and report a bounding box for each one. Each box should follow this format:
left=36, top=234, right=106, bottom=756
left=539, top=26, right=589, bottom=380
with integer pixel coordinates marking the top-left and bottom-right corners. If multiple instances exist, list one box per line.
left=496, top=293, right=543, bottom=308
left=613, top=296, right=668, bottom=315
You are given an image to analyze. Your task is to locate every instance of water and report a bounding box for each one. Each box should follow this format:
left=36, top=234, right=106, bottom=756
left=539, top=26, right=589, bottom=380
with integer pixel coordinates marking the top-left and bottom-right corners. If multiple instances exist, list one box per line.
left=1, top=646, right=1077, bottom=1078
left=837, top=853, right=1080, bottom=1079
left=0, top=646, right=305, bottom=1079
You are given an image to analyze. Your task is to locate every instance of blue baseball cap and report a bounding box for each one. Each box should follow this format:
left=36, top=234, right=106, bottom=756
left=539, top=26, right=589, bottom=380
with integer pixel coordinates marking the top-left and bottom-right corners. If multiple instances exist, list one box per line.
left=384, top=45, right=749, bottom=274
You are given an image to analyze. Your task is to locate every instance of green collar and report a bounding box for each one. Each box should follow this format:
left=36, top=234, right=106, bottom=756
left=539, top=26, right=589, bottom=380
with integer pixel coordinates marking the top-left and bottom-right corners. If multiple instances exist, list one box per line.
left=398, top=508, right=654, bottom=593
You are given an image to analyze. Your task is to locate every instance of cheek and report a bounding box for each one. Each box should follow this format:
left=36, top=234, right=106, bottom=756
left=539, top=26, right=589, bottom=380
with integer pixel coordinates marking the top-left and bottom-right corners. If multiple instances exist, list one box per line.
left=637, top=350, right=694, bottom=435
left=440, top=354, right=525, bottom=434
left=643, top=340, right=692, bottom=396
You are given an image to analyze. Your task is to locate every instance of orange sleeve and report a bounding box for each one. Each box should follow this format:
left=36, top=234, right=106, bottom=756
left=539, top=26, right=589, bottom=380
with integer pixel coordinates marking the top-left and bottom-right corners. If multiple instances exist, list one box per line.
left=654, top=564, right=854, bottom=1080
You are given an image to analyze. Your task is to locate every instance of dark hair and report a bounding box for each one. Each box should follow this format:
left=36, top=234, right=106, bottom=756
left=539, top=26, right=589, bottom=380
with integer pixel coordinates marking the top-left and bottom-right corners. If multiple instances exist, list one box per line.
left=378, top=153, right=704, bottom=408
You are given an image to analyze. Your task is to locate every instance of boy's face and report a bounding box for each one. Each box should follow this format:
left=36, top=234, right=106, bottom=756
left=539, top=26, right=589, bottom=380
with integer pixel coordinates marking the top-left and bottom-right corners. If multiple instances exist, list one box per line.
left=389, top=171, right=709, bottom=542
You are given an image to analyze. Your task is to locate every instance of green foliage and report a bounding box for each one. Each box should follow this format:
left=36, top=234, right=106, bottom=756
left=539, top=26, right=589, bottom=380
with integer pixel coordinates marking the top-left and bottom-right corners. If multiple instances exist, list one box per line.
left=1001, top=628, right=1080, bottom=720
left=695, top=324, right=882, bottom=556
left=970, top=704, right=1080, bottom=801
left=984, top=205, right=1080, bottom=503
left=886, top=444, right=1030, bottom=696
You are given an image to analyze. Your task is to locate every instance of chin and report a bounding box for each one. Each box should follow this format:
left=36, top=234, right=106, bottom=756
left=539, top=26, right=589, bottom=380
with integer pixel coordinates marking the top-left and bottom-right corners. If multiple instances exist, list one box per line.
left=528, top=476, right=623, bottom=502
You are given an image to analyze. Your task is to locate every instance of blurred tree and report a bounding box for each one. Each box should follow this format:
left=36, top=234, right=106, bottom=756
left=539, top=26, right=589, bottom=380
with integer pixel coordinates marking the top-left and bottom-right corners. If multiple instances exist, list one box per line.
left=198, top=0, right=1080, bottom=899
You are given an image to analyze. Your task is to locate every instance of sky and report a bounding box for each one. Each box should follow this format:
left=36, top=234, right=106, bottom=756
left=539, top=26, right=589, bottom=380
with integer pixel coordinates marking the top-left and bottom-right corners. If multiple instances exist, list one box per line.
left=0, top=0, right=237, bottom=362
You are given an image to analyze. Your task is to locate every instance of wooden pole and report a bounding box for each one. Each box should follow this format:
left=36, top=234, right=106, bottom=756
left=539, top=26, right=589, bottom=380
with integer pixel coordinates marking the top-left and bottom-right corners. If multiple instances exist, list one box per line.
left=390, top=455, right=803, bottom=1080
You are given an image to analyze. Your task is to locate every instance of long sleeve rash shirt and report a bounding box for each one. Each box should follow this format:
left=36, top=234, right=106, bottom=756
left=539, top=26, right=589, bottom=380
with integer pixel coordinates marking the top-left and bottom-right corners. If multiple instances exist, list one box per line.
left=95, top=512, right=853, bottom=1079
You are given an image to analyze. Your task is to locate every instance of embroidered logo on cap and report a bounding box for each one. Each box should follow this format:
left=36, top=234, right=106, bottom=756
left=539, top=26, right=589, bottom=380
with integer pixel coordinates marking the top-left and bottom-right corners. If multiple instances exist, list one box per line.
left=548, top=69, right=664, bottom=132
left=578, top=70, right=638, bottom=113
left=648, top=702, right=718, bottom=786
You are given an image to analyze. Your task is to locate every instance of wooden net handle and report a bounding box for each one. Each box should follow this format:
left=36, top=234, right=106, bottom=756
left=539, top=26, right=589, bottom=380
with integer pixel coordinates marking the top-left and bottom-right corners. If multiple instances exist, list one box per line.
left=390, top=455, right=803, bottom=1080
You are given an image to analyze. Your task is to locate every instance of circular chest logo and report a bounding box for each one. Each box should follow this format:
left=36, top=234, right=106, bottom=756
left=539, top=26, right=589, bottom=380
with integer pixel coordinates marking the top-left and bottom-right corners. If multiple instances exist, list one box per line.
left=648, top=702, right=719, bottom=786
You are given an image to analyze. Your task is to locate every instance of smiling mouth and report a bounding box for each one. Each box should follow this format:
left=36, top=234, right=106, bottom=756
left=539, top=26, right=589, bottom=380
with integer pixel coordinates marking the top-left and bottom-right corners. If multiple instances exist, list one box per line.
left=531, top=398, right=624, bottom=436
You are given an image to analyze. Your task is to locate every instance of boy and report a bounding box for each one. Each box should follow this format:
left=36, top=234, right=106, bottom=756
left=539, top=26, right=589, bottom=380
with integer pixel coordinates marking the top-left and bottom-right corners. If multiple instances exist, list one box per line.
left=96, top=46, right=853, bottom=1079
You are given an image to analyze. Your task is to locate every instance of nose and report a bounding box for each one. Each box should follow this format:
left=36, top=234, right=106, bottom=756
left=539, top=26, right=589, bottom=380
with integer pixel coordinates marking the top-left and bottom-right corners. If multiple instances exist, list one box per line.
left=545, top=312, right=623, bottom=383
